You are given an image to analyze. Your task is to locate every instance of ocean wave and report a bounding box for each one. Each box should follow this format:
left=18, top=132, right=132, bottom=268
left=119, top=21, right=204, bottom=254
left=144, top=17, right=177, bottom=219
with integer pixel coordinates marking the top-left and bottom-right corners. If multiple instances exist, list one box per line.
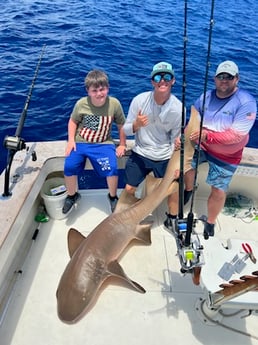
left=0, top=0, right=257, bottom=172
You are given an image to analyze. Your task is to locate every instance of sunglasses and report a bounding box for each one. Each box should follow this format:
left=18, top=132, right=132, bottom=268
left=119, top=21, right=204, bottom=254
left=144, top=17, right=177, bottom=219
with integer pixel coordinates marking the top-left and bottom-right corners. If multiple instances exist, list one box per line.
left=216, top=74, right=235, bottom=81
left=152, top=73, right=173, bottom=83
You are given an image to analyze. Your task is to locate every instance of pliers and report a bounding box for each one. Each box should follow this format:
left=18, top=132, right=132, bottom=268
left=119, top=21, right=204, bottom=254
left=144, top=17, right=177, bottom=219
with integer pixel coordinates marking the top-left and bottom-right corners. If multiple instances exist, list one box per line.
left=242, top=243, right=257, bottom=264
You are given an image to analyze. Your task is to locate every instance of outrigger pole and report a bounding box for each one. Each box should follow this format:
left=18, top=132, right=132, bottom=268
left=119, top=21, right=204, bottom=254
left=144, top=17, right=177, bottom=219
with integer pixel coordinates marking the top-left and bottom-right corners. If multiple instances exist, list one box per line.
left=2, top=45, right=46, bottom=197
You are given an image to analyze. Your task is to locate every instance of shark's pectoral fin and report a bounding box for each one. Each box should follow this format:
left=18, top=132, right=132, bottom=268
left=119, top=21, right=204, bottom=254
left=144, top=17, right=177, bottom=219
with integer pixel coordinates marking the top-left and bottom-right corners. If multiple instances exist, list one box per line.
left=106, top=260, right=146, bottom=293
left=135, top=223, right=152, bottom=244
left=68, top=228, right=86, bottom=258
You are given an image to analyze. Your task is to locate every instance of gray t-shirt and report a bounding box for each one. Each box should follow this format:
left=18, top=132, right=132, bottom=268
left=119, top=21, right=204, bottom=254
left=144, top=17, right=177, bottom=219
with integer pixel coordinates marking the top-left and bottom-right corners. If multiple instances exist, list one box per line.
left=123, top=91, right=183, bottom=160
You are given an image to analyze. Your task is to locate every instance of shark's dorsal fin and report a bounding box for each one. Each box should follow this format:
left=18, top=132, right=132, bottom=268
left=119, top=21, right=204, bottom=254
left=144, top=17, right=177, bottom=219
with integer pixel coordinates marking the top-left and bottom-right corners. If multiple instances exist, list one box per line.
left=114, top=189, right=140, bottom=213
left=106, top=260, right=146, bottom=293
left=145, top=175, right=179, bottom=198
left=68, top=228, right=86, bottom=258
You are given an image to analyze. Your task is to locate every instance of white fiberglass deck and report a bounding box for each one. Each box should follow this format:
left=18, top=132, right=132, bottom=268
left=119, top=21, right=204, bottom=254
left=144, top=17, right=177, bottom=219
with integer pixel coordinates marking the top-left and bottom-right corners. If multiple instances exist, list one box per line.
left=1, top=189, right=258, bottom=345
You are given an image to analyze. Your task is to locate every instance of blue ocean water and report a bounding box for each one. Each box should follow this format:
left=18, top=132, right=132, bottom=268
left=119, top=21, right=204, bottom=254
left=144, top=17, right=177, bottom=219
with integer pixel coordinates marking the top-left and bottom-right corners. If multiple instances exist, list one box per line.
left=0, top=0, right=258, bottom=173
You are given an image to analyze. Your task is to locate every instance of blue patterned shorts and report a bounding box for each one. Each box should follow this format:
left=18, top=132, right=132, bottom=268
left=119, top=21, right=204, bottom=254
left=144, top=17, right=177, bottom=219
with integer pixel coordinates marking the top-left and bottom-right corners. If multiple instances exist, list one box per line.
left=192, top=148, right=237, bottom=191
left=64, top=143, right=118, bottom=177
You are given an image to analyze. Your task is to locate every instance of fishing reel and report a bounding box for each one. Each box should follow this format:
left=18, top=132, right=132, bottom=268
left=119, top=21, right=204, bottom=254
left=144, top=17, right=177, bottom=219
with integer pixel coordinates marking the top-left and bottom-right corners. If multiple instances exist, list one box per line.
left=174, top=218, right=204, bottom=274
left=3, top=135, right=26, bottom=152
left=178, top=238, right=204, bottom=274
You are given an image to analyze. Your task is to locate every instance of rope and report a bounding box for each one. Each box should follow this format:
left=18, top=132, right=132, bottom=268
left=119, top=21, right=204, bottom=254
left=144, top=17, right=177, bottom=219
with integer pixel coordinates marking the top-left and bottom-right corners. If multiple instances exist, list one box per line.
left=200, top=299, right=258, bottom=341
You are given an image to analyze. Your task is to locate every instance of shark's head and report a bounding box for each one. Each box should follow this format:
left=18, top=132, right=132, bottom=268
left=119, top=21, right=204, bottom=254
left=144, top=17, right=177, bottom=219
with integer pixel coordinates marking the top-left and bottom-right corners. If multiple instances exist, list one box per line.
left=56, top=255, right=106, bottom=324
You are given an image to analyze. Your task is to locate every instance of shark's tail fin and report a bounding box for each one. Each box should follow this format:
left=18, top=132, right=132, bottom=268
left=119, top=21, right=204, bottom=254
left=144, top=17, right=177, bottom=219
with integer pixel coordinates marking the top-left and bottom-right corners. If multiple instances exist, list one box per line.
left=183, top=106, right=200, bottom=172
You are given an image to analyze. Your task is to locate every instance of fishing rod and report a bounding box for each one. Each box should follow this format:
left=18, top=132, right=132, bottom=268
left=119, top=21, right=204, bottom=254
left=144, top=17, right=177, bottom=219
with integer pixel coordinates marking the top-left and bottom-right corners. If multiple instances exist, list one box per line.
left=2, top=45, right=46, bottom=197
left=178, top=0, right=188, bottom=221
left=184, top=0, right=215, bottom=247
left=172, top=0, right=216, bottom=276
left=172, top=0, right=203, bottom=274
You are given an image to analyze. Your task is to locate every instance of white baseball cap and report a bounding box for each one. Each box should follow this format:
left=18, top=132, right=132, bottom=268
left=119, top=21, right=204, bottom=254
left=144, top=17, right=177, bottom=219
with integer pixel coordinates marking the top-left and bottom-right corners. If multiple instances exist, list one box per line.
left=215, top=60, right=239, bottom=76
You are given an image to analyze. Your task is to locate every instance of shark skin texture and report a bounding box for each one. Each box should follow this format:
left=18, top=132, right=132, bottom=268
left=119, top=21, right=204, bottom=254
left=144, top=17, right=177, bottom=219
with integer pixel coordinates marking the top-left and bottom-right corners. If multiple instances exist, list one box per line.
left=56, top=107, right=200, bottom=324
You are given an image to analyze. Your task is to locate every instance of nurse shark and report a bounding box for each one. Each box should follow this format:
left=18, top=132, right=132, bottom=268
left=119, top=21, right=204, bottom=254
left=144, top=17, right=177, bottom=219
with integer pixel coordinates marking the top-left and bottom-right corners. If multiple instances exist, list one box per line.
left=56, top=107, right=199, bottom=323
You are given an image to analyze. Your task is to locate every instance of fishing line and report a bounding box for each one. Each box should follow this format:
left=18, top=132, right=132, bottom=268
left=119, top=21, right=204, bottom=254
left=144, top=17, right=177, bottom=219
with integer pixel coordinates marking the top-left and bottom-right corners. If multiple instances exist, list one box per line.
left=184, top=0, right=215, bottom=246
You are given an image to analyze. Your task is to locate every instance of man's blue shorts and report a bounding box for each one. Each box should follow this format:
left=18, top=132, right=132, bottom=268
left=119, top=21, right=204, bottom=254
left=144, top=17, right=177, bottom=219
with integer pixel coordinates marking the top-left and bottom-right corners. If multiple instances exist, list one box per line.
left=64, top=143, right=118, bottom=177
left=192, top=148, right=237, bottom=192
left=124, top=151, right=169, bottom=187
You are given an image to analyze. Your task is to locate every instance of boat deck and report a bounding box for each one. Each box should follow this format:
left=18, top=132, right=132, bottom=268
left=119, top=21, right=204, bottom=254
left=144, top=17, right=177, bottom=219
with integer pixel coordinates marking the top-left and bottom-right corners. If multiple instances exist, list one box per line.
left=1, top=188, right=258, bottom=345
left=0, top=141, right=258, bottom=344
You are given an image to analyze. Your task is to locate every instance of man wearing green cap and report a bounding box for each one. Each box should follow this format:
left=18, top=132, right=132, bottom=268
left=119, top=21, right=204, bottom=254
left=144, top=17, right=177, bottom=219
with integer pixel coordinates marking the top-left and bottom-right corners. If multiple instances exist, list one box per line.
left=123, top=61, right=183, bottom=226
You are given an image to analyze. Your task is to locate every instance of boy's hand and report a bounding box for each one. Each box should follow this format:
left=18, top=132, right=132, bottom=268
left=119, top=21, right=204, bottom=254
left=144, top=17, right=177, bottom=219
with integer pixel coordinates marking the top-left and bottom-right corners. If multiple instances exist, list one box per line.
left=65, top=141, right=76, bottom=156
left=116, top=145, right=126, bottom=157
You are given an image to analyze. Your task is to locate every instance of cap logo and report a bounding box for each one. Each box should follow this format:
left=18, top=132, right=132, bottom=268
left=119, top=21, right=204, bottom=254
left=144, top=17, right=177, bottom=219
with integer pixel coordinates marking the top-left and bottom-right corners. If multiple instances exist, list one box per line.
left=151, top=61, right=174, bottom=78
left=158, top=64, right=168, bottom=69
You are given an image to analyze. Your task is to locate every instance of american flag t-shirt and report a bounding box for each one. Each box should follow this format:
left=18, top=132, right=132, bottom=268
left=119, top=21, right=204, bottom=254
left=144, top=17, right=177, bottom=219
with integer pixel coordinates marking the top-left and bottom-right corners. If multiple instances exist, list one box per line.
left=79, top=114, right=113, bottom=143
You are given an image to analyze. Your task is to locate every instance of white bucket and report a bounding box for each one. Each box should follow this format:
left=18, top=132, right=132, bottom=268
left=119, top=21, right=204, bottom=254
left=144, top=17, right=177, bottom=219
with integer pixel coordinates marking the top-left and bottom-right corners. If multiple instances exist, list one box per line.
left=40, top=177, right=67, bottom=220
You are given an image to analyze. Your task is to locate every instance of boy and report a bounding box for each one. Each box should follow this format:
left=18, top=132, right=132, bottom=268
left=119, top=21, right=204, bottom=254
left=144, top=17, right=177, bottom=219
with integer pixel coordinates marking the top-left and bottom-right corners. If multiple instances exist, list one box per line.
left=63, top=69, right=126, bottom=214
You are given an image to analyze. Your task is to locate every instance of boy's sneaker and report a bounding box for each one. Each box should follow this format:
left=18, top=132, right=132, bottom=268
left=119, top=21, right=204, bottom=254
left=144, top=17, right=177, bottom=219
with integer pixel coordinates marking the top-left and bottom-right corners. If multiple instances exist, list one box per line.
left=62, top=192, right=81, bottom=214
left=107, top=194, right=118, bottom=213
left=203, top=222, right=215, bottom=240
left=164, top=213, right=177, bottom=234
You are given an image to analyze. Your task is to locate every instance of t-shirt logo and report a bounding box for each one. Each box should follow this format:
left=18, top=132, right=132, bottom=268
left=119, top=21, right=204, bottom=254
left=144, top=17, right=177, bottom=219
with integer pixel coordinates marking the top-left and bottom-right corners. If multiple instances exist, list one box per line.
left=79, top=114, right=112, bottom=142
left=246, top=112, right=256, bottom=120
